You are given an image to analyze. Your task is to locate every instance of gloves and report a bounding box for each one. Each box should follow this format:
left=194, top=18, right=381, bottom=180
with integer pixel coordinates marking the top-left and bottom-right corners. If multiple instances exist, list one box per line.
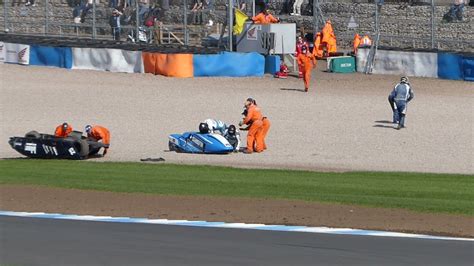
left=238, top=121, right=243, bottom=127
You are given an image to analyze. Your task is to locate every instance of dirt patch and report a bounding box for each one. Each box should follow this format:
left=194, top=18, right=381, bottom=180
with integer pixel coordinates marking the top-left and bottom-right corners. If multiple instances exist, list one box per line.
left=1, top=185, right=472, bottom=238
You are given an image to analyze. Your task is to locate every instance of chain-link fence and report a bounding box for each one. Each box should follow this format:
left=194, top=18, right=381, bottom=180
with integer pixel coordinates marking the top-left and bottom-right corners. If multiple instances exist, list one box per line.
left=1, top=0, right=473, bottom=51
left=279, top=0, right=473, bottom=52
left=0, top=0, right=241, bottom=48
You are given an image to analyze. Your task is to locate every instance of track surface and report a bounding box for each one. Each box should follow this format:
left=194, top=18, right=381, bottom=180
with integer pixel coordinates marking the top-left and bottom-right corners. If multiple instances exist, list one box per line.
left=1, top=216, right=472, bottom=266
left=1, top=64, right=473, bottom=173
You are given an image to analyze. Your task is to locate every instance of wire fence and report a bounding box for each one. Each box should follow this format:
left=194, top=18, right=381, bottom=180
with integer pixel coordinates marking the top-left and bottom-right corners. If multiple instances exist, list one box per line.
left=0, top=0, right=473, bottom=52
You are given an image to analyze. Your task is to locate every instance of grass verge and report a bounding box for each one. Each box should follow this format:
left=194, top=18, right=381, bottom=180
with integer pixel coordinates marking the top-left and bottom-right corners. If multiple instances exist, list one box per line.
left=0, top=160, right=473, bottom=216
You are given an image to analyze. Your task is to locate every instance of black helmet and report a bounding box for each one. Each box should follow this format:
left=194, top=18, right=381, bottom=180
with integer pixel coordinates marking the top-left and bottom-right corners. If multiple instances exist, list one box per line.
left=199, top=122, right=209, bottom=134
left=400, top=76, right=409, bottom=83
left=62, top=122, right=69, bottom=130
left=227, top=125, right=236, bottom=135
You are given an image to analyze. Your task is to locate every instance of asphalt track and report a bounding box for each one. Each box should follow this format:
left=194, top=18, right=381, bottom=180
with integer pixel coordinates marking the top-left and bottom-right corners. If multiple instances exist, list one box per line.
left=1, top=216, right=472, bottom=266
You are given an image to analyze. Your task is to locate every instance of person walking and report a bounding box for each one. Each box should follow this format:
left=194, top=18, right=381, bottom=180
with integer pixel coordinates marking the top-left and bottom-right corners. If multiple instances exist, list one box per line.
left=297, top=46, right=316, bottom=92
left=388, top=76, right=414, bottom=130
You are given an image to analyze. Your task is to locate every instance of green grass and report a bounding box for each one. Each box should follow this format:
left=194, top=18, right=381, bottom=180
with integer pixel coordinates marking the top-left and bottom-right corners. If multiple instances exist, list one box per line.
left=0, top=160, right=473, bottom=216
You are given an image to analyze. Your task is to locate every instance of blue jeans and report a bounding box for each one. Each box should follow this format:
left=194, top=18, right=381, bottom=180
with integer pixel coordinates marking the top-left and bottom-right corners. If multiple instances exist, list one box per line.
left=395, top=100, right=407, bottom=127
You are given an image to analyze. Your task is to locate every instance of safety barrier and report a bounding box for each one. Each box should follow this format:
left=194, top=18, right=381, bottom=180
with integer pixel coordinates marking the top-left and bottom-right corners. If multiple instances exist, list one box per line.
left=1, top=42, right=30, bottom=65
left=193, top=52, right=265, bottom=77
left=357, top=48, right=473, bottom=82
left=462, top=56, right=474, bottom=82
left=30, top=46, right=73, bottom=69
left=1, top=41, right=266, bottom=78
left=72, top=48, right=143, bottom=73
left=143, top=52, right=194, bottom=78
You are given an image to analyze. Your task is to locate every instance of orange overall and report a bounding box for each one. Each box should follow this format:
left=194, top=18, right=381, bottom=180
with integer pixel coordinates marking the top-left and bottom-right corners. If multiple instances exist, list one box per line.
left=243, top=104, right=264, bottom=152
left=297, top=52, right=317, bottom=91
left=261, top=117, right=271, bottom=150
left=252, top=13, right=279, bottom=24
left=353, top=33, right=361, bottom=54
left=54, top=124, right=73, bottom=138
left=88, top=126, right=111, bottom=146
left=313, top=32, right=323, bottom=58
left=321, top=21, right=337, bottom=55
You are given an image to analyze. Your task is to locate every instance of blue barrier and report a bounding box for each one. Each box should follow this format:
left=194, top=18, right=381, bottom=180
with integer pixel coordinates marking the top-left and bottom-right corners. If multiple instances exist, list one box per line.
left=461, top=56, right=474, bottom=82
left=193, top=52, right=265, bottom=77
left=29, top=46, right=72, bottom=69
left=265, top=55, right=280, bottom=75
left=437, top=53, right=462, bottom=80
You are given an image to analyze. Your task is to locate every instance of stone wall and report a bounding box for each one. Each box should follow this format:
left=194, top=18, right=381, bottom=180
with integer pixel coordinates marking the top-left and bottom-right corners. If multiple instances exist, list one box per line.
left=0, top=0, right=472, bottom=51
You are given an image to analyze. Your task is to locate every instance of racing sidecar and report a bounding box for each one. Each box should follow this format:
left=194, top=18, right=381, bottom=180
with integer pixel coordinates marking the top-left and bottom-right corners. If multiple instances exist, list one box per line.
left=8, top=130, right=108, bottom=160
left=168, top=132, right=234, bottom=154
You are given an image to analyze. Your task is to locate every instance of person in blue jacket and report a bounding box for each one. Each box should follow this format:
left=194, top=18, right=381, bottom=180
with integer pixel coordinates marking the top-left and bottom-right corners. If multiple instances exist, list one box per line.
left=388, top=76, right=414, bottom=130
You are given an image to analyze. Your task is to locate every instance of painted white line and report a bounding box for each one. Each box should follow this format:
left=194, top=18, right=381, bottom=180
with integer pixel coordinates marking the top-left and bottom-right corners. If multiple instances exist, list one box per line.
left=0, top=210, right=472, bottom=242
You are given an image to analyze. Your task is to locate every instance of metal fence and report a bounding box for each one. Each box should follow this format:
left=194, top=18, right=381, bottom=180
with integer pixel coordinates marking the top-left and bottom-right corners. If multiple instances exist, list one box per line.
left=310, top=0, right=474, bottom=52
left=0, top=0, right=242, bottom=49
left=0, top=0, right=473, bottom=51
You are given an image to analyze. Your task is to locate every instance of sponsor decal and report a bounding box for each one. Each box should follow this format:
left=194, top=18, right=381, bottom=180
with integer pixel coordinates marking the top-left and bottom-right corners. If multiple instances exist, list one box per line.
left=246, top=26, right=259, bottom=41
left=25, top=143, right=37, bottom=154
left=13, top=141, right=23, bottom=147
left=42, top=144, right=58, bottom=156
left=68, top=147, right=77, bottom=156
left=18, top=47, right=27, bottom=63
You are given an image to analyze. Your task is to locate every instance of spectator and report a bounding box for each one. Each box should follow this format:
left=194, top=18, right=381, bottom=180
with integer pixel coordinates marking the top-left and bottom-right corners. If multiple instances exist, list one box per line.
left=295, top=35, right=309, bottom=77
left=109, top=6, right=123, bottom=41
left=25, top=0, right=36, bottom=6
left=290, top=0, right=303, bottom=16
left=449, top=0, right=467, bottom=21
left=191, top=0, right=204, bottom=25
left=252, top=8, right=279, bottom=24
left=138, top=0, right=150, bottom=25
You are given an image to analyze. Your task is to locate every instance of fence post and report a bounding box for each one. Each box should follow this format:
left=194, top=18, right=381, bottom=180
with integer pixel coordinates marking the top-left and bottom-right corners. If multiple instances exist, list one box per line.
left=136, top=0, right=139, bottom=43
left=92, top=0, right=96, bottom=39
left=44, top=0, right=48, bottom=35
left=431, top=0, right=435, bottom=49
left=228, top=0, right=233, bottom=51
left=3, top=0, right=7, bottom=32
left=184, top=0, right=188, bottom=45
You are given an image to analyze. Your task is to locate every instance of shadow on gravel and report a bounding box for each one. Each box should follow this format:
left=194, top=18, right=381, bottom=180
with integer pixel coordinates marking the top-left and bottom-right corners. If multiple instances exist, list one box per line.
left=373, top=124, right=396, bottom=129
left=374, top=120, right=394, bottom=124
left=280, top=88, right=306, bottom=93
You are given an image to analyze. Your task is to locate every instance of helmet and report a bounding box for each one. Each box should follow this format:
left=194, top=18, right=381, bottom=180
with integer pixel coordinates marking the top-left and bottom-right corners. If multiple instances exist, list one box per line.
left=199, top=123, right=209, bottom=134
left=85, top=125, right=92, bottom=134
left=227, top=125, right=236, bottom=135
left=62, top=122, right=69, bottom=130
left=302, top=45, right=308, bottom=53
left=400, top=76, right=409, bottom=83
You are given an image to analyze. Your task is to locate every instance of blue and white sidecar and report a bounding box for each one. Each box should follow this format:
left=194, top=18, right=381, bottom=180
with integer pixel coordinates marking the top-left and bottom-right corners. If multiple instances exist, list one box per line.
left=168, top=132, right=234, bottom=154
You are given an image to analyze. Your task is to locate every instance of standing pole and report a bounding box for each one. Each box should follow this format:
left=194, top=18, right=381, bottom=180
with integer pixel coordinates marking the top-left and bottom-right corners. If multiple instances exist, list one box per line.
left=252, top=0, right=255, bottom=17
left=92, top=0, right=96, bottom=39
left=431, top=0, right=435, bottom=49
left=375, top=0, right=379, bottom=37
left=136, top=0, right=139, bottom=43
left=312, top=0, right=317, bottom=33
left=44, top=0, right=48, bottom=35
left=4, top=0, right=8, bottom=32
left=184, top=0, right=188, bottom=45
left=228, top=0, right=233, bottom=51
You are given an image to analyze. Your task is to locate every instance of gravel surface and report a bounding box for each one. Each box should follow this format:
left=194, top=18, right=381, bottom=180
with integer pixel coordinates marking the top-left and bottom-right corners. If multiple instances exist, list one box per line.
left=1, top=63, right=472, bottom=174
